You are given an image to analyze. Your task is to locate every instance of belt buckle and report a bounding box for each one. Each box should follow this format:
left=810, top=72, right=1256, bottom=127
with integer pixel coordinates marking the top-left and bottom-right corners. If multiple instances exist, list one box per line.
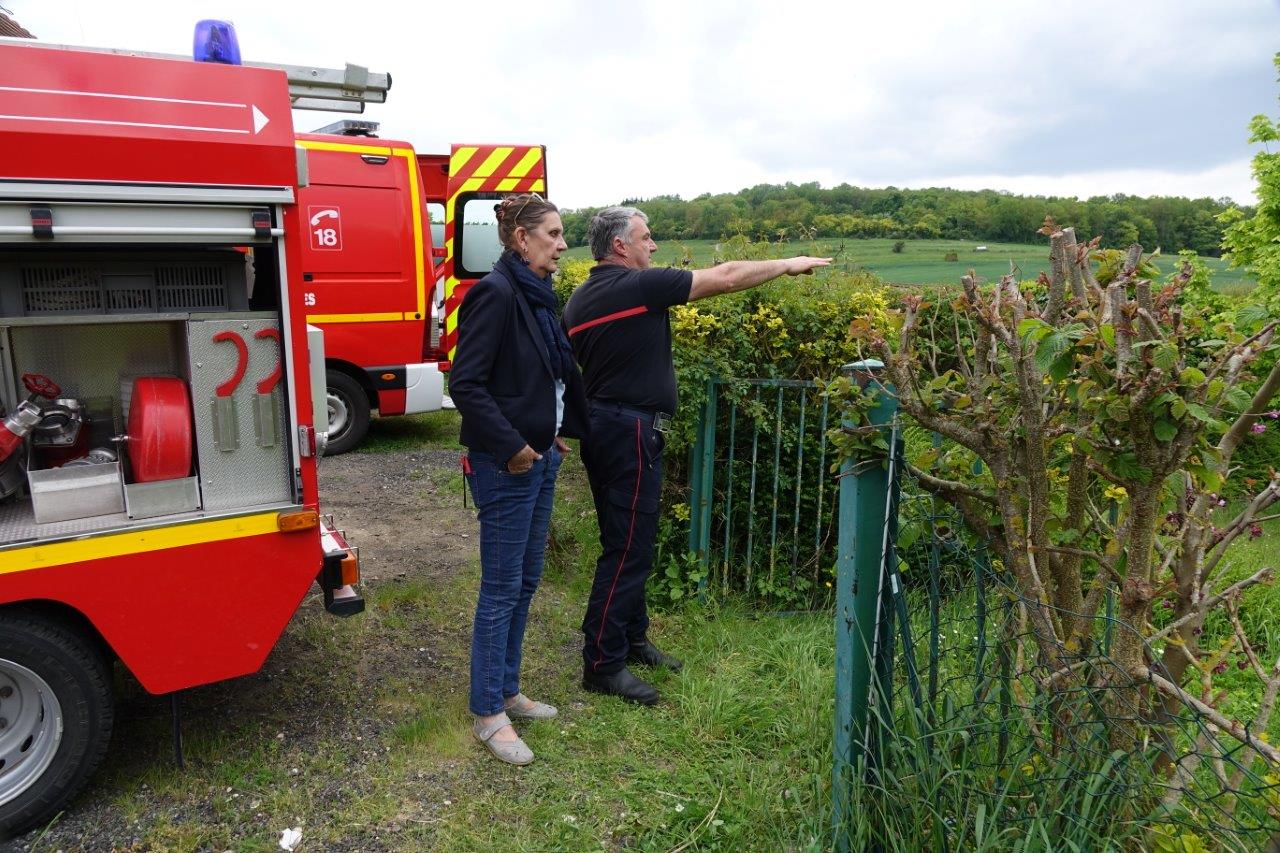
left=653, top=412, right=672, bottom=433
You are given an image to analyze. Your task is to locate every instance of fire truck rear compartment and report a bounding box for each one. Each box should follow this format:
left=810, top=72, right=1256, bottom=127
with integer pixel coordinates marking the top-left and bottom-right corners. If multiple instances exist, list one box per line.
left=0, top=244, right=297, bottom=547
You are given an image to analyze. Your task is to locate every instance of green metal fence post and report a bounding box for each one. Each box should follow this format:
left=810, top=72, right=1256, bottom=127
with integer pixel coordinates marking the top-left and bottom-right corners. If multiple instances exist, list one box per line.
left=688, top=376, right=718, bottom=580
left=833, top=359, right=897, bottom=849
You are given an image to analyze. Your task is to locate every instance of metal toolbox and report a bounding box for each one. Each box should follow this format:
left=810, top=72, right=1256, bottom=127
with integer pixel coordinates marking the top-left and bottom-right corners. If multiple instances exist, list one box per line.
left=27, top=460, right=125, bottom=524
left=123, top=475, right=201, bottom=520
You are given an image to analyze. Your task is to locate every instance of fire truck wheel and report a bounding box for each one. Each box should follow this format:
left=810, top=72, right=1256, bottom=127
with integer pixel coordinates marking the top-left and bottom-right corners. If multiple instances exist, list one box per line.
left=0, top=612, right=113, bottom=840
left=323, top=370, right=370, bottom=456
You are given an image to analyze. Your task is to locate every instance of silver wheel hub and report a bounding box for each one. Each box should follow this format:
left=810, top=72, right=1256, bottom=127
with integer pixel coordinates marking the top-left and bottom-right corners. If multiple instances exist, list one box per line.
left=327, top=391, right=350, bottom=437
left=0, top=658, right=63, bottom=808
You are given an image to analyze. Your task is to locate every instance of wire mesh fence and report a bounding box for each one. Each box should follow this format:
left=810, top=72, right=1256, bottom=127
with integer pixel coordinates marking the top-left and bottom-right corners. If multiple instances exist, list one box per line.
left=679, top=375, right=1279, bottom=847
left=833, top=420, right=1280, bottom=850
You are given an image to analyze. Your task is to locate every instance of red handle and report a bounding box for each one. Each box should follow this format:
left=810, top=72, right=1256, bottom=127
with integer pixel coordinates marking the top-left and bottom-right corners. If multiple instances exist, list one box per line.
left=22, top=373, right=60, bottom=400
left=211, top=331, right=249, bottom=398
left=254, top=328, right=283, bottom=395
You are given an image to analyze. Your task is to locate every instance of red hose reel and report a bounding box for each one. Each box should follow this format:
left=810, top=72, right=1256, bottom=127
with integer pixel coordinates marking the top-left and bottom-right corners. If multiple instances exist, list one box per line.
left=127, top=377, right=194, bottom=482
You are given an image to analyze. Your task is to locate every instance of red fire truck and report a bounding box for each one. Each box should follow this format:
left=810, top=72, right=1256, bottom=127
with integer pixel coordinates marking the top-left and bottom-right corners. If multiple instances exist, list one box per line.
left=0, top=36, right=366, bottom=835
left=297, top=127, right=547, bottom=453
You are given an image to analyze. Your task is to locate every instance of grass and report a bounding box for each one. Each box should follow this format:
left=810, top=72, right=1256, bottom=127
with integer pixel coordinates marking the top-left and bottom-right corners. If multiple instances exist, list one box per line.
left=34, top=421, right=835, bottom=851
left=563, top=237, right=1254, bottom=289
left=346, top=418, right=1275, bottom=849
left=361, top=409, right=461, bottom=454
left=417, top=607, right=834, bottom=850
left=400, top=455, right=836, bottom=850
left=30, top=401, right=1277, bottom=848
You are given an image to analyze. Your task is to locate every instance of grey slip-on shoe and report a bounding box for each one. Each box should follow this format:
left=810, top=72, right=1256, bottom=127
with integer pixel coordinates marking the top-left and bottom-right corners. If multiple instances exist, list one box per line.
left=473, top=712, right=534, bottom=766
left=504, top=693, right=558, bottom=720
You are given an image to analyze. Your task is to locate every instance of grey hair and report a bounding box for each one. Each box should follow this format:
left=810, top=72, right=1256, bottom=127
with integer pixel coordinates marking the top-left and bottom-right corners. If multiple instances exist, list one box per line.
left=588, top=206, right=648, bottom=261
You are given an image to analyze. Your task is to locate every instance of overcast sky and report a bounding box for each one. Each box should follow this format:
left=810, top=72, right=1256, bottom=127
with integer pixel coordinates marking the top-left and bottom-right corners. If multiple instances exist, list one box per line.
left=6, top=0, right=1278, bottom=208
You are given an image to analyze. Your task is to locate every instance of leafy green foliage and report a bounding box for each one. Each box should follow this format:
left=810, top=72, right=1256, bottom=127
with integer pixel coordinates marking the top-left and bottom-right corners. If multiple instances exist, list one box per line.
left=1223, top=52, right=1280, bottom=315
left=1094, top=247, right=1162, bottom=285
left=858, top=220, right=1280, bottom=678
left=657, top=250, right=898, bottom=606
left=552, top=257, right=593, bottom=306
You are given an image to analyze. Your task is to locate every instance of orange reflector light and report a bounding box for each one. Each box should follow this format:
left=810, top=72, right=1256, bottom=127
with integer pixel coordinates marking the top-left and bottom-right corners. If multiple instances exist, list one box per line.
left=380, top=372, right=396, bottom=381
left=278, top=509, right=319, bottom=532
left=340, top=552, right=360, bottom=586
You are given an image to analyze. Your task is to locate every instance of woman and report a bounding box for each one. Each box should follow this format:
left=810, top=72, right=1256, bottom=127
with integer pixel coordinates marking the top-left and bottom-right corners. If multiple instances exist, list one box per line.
left=449, top=193, right=588, bottom=765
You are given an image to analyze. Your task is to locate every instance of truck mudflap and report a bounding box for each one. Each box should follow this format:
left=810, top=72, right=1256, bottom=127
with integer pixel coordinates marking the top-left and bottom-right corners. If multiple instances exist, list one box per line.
left=318, top=518, right=363, bottom=617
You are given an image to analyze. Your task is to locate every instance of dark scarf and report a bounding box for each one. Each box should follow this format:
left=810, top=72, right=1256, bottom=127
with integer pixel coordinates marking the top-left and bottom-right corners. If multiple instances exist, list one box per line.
left=499, top=249, right=574, bottom=381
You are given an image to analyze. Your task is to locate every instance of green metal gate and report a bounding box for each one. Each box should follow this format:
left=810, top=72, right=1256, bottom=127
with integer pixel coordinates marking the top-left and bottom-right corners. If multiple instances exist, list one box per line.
left=685, top=376, right=839, bottom=606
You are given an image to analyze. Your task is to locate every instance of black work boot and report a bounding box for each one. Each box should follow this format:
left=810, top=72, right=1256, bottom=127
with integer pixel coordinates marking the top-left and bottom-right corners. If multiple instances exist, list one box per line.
left=627, top=639, right=684, bottom=672
left=582, top=666, right=660, bottom=705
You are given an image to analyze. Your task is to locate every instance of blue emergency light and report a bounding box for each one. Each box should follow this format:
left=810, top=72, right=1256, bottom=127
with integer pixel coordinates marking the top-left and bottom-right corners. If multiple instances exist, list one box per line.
left=193, top=19, right=242, bottom=65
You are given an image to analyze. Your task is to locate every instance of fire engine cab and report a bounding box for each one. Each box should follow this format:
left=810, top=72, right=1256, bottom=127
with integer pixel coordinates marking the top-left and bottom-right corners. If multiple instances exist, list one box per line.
left=0, top=32, right=366, bottom=836
left=296, top=126, right=546, bottom=453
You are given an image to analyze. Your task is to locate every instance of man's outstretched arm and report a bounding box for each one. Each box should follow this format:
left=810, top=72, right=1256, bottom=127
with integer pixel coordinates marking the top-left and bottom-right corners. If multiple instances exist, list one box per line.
left=688, top=256, right=832, bottom=301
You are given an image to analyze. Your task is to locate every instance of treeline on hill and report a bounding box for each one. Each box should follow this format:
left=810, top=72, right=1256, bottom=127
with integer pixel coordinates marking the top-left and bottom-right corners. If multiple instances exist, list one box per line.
left=560, top=183, right=1244, bottom=256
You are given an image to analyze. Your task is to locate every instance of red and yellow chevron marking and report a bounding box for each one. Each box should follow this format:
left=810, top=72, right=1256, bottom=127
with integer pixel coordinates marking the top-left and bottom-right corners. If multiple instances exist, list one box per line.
left=441, top=144, right=546, bottom=363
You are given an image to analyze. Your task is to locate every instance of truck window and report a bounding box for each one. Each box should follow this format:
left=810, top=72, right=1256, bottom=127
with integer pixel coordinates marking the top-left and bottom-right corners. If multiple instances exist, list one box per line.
left=426, top=202, right=445, bottom=255
left=456, top=195, right=504, bottom=278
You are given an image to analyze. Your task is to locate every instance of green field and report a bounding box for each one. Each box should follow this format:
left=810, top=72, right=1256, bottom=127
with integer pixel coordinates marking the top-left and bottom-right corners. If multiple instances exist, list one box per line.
left=564, top=238, right=1254, bottom=289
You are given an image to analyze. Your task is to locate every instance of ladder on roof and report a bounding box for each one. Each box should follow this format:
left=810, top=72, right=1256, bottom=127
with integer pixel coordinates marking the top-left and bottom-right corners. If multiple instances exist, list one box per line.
left=246, top=61, right=391, bottom=113
left=0, top=36, right=391, bottom=113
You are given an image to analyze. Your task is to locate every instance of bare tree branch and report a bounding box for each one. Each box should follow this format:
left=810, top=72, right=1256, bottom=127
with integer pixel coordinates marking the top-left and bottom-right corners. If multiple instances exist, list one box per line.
left=1148, top=567, right=1276, bottom=643
left=1217, top=351, right=1280, bottom=463
left=1135, top=666, right=1280, bottom=766
left=906, top=464, right=996, bottom=505
left=1203, top=478, right=1280, bottom=576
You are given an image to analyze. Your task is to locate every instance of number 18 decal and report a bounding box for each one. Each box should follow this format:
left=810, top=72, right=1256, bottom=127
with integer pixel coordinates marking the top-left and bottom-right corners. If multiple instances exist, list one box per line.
left=308, top=206, right=343, bottom=251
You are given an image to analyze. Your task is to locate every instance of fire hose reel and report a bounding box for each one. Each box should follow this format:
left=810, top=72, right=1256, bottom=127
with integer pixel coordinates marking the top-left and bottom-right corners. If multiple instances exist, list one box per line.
left=125, top=377, right=194, bottom=483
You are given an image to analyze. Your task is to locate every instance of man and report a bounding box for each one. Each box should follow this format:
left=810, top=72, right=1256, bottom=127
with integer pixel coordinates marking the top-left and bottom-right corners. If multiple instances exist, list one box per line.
left=564, top=206, right=830, bottom=704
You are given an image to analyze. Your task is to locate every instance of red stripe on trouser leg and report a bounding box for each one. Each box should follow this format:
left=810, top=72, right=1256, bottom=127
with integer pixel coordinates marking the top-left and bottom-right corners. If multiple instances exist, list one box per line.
left=590, top=418, right=643, bottom=671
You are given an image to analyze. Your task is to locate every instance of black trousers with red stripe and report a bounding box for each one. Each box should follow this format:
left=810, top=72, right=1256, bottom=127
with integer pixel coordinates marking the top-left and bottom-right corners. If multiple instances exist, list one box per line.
left=581, top=404, right=666, bottom=674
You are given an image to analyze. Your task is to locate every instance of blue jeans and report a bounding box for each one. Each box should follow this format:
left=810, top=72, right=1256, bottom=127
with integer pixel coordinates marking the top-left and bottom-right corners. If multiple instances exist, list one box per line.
left=466, top=445, right=562, bottom=716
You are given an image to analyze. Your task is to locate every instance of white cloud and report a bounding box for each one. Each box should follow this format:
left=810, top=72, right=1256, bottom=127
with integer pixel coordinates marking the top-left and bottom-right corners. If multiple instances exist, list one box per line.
left=904, top=158, right=1257, bottom=206
left=6, top=0, right=1276, bottom=208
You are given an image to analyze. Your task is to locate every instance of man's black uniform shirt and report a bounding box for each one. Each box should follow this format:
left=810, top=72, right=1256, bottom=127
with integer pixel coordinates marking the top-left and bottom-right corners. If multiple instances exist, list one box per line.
left=562, top=264, right=693, bottom=414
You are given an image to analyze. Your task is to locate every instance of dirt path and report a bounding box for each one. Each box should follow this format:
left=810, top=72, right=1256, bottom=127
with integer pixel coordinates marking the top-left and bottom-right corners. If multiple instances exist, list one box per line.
left=317, top=447, right=474, bottom=584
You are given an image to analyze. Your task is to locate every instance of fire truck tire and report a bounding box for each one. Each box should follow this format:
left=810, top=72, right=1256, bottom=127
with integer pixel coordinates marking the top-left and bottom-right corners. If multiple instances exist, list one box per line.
left=323, top=370, right=370, bottom=456
left=0, top=613, right=113, bottom=840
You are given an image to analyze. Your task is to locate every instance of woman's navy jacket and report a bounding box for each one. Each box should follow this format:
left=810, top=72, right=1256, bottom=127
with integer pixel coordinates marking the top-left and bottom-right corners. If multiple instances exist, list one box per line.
left=450, top=262, right=589, bottom=461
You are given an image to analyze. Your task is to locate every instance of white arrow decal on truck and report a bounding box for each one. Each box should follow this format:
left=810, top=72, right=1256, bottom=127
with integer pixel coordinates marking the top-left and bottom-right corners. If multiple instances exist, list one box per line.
left=0, top=85, right=272, bottom=135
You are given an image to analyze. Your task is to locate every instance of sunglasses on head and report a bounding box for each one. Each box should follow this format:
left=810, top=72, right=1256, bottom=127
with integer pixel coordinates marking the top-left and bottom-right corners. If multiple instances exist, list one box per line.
left=511, top=192, right=543, bottom=221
